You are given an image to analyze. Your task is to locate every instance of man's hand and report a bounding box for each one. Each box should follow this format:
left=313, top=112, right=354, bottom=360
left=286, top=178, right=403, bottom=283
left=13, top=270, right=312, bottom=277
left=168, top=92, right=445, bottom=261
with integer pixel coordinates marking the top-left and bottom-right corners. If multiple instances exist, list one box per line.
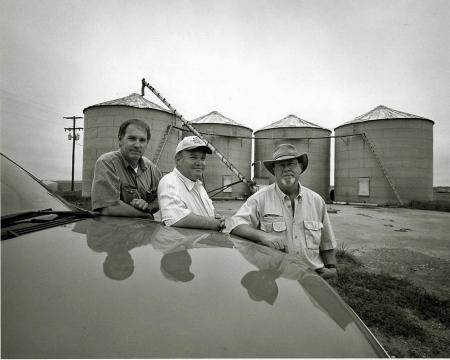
left=258, top=231, right=286, bottom=251
left=215, top=214, right=226, bottom=231
left=130, top=198, right=149, bottom=212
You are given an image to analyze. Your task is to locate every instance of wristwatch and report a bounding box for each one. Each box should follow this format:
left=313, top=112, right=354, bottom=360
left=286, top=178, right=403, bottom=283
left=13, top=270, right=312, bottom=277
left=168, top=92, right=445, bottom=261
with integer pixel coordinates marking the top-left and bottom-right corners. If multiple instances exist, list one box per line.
left=325, top=264, right=338, bottom=271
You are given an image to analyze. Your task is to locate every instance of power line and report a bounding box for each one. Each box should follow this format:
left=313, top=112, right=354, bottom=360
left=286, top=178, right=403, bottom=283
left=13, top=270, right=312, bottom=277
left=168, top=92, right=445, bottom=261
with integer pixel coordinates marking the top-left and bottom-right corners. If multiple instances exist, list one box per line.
left=175, top=124, right=362, bottom=140
left=0, top=88, right=62, bottom=115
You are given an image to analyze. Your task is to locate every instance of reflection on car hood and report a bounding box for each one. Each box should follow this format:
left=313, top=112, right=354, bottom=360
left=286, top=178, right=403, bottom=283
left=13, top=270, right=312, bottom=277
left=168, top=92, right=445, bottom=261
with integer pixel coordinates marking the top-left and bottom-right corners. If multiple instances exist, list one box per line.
left=1, top=217, right=388, bottom=358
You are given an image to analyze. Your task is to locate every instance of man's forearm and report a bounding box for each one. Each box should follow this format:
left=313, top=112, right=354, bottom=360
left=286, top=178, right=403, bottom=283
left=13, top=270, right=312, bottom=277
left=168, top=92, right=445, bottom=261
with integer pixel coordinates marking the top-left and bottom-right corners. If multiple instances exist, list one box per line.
left=101, top=201, right=152, bottom=218
left=172, top=213, right=221, bottom=230
left=320, top=248, right=337, bottom=266
left=231, top=224, right=286, bottom=250
left=230, top=224, right=264, bottom=242
left=317, top=249, right=338, bottom=279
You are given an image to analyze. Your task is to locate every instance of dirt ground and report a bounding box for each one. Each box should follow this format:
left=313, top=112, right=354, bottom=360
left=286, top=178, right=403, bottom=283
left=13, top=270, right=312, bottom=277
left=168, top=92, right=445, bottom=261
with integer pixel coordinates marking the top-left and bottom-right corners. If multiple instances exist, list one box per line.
left=328, top=204, right=450, bottom=299
left=214, top=200, right=450, bottom=299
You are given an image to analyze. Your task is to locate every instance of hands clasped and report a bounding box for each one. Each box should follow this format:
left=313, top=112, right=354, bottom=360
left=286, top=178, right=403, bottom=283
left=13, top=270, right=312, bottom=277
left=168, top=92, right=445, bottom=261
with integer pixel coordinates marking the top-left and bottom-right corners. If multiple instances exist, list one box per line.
left=130, top=198, right=149, bottom=212
left=214, top=214, right=226, bottom=231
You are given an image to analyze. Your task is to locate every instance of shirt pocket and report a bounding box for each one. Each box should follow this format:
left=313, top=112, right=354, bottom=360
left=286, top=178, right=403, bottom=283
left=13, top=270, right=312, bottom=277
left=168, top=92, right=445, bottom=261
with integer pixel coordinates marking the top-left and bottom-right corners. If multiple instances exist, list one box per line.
left=261, top=221, right=287, bottom=233
left=304, top=220, right=323, bottom=250
left=121, top=184, right=139, bottom=204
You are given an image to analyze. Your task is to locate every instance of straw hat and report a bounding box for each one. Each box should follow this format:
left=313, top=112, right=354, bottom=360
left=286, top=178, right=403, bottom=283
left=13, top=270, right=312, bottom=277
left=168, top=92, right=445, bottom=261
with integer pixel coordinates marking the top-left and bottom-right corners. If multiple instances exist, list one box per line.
left=263, top=144, right=308, bottom=175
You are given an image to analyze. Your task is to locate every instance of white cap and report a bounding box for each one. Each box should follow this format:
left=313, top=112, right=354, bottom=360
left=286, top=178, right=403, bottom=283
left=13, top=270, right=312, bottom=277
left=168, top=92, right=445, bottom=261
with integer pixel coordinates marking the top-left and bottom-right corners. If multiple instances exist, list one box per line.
left=175, top=136, right=212, bottom=155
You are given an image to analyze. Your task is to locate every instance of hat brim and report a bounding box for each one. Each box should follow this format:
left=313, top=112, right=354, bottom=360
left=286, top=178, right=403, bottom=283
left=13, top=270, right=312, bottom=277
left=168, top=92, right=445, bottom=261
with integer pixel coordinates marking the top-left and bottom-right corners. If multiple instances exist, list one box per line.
left=263, top=153, right=308, bottom=176
left=178, top=145, right=212, bottom=154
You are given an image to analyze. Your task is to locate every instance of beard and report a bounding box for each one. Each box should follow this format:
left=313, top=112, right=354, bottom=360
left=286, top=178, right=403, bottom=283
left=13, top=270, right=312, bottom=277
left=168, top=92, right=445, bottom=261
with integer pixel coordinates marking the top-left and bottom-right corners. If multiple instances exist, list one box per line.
left=279, top=175, right=296, bottom=187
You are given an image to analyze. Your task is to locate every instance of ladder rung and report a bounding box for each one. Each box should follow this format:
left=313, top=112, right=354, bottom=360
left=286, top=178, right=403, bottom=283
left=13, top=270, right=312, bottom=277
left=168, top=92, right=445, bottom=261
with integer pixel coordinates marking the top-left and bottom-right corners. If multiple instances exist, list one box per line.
left=362, top=133, right=403, bottom=206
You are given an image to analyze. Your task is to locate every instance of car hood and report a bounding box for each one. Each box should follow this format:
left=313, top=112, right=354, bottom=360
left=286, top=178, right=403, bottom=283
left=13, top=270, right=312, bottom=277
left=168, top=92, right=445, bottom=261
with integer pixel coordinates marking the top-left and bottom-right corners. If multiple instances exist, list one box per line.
left=1, top=217, right=387, bottom=358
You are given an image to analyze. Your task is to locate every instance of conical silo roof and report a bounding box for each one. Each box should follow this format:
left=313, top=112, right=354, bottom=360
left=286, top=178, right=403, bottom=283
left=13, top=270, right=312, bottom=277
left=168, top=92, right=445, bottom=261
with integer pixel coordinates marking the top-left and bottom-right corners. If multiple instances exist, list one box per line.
left=256, top=114, right=329, bottom=132
left=190, top=111, right=252, bottom=131
left=83, top=93, right=171, bottom=113
left=338, top=105, right=433, bottom=127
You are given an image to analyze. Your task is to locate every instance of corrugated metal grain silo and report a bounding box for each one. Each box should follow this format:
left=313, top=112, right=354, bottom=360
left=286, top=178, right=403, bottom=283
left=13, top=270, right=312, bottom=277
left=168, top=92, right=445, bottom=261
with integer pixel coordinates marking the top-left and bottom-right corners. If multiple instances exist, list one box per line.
left=82, top=93, right=182, bottom=197
left=254, top=115, right=331, bottom=200
left=334, top=105, right=434, bottom=205
left=189, top=111, right=252, bottom=199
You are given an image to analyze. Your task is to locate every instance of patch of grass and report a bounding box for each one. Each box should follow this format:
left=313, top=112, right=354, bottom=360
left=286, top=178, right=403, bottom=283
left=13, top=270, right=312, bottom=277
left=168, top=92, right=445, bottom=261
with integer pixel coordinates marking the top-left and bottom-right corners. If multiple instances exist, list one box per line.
left=410, top=199, right=450, bottom=212
left=328, top=255, right=450, bottom=358
left=336, top=242, right=363, bottom=266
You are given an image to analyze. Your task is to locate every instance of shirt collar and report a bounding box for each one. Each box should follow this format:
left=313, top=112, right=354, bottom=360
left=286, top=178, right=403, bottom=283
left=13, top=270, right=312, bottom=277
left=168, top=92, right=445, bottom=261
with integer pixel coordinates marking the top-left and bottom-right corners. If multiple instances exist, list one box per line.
left=139, top=158, right=148, bottom=171
left=117, top=150, right=147, bottom=172
left=174, top=167, right=202, bottom=191
left=275, top=182, right=302, bottom=200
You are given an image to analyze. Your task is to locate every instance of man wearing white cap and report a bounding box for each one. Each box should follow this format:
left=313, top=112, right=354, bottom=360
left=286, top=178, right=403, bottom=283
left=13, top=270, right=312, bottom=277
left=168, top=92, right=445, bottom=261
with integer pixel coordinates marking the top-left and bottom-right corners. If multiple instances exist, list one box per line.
left=157, top=136, right=225, bottom=231
left=230, top=143, right=338, bottom=279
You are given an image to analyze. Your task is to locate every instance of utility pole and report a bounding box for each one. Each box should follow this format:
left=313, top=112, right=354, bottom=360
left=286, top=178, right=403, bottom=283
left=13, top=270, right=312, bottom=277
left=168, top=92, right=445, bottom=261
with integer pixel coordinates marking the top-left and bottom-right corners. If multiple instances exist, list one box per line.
left=63, top=116, right=83, bottom=191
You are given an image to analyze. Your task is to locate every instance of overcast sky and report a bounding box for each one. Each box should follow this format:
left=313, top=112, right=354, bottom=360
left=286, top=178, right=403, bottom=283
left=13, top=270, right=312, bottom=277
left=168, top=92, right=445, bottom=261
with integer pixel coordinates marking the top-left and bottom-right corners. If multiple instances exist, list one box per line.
left=1, top=0, right=449, bottom=185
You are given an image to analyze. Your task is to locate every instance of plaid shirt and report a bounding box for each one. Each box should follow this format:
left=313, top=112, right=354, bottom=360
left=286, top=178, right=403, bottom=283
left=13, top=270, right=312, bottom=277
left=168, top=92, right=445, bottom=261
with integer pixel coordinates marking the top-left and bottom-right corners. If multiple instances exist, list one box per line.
left=91, top=150, right=162, bottom=211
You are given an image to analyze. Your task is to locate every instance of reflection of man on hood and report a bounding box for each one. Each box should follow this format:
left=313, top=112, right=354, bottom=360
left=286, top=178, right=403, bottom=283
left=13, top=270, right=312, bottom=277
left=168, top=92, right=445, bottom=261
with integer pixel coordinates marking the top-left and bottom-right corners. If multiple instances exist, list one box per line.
left=151, top=225, right=211, bottom=254
left=241, top=269, right=279, bottom=305
left=103, top=246, right=135, bottom=280
left=86, top=217, right=157, bottom=280
left=151, top=226, right=233, bottom=283
left=160, top=251, right=195, bottom=282
left=233, top=238, right=351, bottom=330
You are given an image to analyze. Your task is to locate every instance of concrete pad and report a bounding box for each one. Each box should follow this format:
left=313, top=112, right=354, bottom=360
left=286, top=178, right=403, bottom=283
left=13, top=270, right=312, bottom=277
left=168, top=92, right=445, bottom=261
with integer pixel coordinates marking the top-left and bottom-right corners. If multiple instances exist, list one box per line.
left=322, top=204, right=450, bottom=260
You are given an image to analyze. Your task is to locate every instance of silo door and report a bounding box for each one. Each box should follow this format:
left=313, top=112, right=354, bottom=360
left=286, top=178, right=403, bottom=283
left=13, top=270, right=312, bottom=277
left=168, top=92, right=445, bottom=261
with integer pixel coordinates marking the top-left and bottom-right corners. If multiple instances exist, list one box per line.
left=223, top=176, right=233, bottom=193
left=358, top=177, right=370, bottom=196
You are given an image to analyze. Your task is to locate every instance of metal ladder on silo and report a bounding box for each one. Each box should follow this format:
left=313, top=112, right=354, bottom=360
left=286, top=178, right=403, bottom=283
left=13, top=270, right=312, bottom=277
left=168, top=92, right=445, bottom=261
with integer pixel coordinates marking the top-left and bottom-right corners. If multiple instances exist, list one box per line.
left=142, top=78, right=257, bottom=194
left=361, top=132, right=404, bottom=206
left=152, top=124, right=174, bottom=165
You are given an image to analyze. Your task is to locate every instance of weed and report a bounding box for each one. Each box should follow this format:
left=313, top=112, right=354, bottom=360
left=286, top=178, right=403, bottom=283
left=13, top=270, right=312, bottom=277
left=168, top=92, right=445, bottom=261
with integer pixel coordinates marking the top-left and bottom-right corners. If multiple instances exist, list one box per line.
left=335, top=242, right=363, bottom=266
left=328, top=261, right=450, bottom=357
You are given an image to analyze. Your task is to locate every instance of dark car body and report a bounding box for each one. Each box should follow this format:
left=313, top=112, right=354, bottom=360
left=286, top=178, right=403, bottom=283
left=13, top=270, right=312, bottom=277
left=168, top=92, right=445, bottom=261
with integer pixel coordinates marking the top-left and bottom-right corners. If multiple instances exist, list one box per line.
left=1, top=154, right=389, bottom=358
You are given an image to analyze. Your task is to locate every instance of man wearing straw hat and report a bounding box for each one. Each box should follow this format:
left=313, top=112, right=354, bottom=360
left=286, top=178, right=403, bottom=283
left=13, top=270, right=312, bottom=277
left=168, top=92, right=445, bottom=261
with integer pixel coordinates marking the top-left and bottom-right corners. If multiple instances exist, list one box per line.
left=230, top=143, right=338, bottom=279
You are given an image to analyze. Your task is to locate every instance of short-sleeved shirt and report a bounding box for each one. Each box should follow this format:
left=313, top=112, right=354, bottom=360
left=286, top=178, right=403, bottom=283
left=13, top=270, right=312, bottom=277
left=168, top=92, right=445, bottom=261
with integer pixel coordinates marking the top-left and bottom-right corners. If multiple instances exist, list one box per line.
left=229, top=183, right=336, bottom=270
left=157, top=168, right=215, bottom=226
left=91, top=150, right=162, bottom=211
